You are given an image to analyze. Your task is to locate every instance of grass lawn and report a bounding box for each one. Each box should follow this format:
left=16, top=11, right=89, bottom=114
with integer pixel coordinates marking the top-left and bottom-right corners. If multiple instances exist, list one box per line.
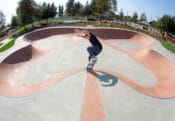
left=159, top=40, right=175, bottom=53
left=0, top=38, right=16, bottom=52
left=0, top=43, right=3, bottom=46
left=15, top=17, right=86, bottom=34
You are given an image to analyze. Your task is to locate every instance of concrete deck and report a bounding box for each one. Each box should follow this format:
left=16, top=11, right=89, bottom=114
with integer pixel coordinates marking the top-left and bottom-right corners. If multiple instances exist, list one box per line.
left=0, top=27, right=175, bottom=121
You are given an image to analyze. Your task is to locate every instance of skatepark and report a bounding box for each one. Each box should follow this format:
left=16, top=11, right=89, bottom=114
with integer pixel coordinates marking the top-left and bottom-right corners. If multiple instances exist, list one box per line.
left=0, top=27, right=175, bottom=121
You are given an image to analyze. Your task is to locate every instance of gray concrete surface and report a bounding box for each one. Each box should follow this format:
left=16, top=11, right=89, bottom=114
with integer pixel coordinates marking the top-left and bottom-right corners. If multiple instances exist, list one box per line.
left=0, top=36, right=29, bottom=62
left=112, top=40, right=139, bottom=51
left=0, top=72, right=86, bottom=121
left=149, top=38, right=175, bottom=64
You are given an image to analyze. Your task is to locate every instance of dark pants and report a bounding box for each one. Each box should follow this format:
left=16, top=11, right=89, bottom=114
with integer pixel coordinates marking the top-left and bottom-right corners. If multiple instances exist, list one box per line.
left=87, top=46, right=102, bottom=61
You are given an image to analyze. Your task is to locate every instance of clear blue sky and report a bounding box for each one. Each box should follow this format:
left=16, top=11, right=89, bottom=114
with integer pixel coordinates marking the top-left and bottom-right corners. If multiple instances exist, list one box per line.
left=118, top=0, right=175, bottom=21
left=0, top=0, right=175, bottom=24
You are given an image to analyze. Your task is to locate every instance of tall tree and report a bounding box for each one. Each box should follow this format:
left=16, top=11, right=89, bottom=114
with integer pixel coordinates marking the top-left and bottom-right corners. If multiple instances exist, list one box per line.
left=0, top=10, right=5, bottom=27
left=132, top=12, right=138, bottom=23
left=119, top=9, right=124, bottom=20
left=150, top=20, right=158, bottom=29
left=16, top=7, right=22, bottom=26
left=37, top=3, right=45, bottom=20
left=40, top=2, right=47, bottom=19
left=11, top=16, right=18, bottom=28
left=65, top=0, right=74, bottom=16
left=140, top=12, right=147, bottom=21
left=58, top=5, right=64, bottom=17
left=16, top=0, right=38, bottom=26
left=83, top=1, right=93, bottom=16
left=95, top=0, right=109, bottom=16
left=158, top=15, right=175, bottom=34
left=50, top=3, right=57, bottom=18
left=90, top=0, right=96, bottom=16
left=46, top=3, right=51, bottom=18
left=90, top=0, right=117, bottom=17
left=73, top=2, right=83, bottom=16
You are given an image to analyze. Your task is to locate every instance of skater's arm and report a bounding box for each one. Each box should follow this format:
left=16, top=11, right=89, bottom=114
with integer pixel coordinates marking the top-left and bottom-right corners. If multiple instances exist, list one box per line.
left=74, top=29, right=84, bottom=37
left=74, top=29, right=90, bottom=39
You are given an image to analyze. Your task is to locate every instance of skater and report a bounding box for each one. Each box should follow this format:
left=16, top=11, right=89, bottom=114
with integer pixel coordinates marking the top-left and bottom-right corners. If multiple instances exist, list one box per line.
left=74, top=29, right=103, bottom=72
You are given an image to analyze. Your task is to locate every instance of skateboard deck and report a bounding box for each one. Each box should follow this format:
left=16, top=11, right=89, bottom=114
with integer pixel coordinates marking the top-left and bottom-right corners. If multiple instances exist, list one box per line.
left=87, top=57, right=97, bottom=72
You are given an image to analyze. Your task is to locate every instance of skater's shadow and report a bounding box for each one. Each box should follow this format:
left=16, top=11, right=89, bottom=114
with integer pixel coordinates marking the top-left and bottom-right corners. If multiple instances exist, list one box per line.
left=93, top=71, right=118, bottom=87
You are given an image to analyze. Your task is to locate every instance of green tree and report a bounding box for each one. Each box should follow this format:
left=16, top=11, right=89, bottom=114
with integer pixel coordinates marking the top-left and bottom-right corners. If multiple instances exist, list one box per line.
left=58, top=5, right=64, bottom=17
left=16, top=7, right=22, bottom=26
left=95, top=0, right=109, bottom=16
left=119, top=9, right=124, bottom=20
left=50, top=3, right=57, bottom=18
left=37, top=3, right=45, bottom=20
left=16, top=0, right=38, bottom=26
left=65, top=0, right=74, bottom=16
left=0, top=10, right=5, bottom=27
left=150, top=20, right=158, bottom=28
left=158, top=15, right=175, bottom=34
left=140, top=12, right=147, bottom=21
left=46, top=3, right=51, bottom=18
left=90, top=0, right=96, bottom=16
left=40, top=2, right=47, bottom=19
left=132, top=12, right=138, bottom=23
left=90, top=0, right=117, bottom=17
left=83, top=1, right=93, bottom=16
left=11, top=16, right=18, bottom=28
left=65, top=0, right=83, bottom=17
left=73, top=2, right=83, bottom=16
left=37, top=2, right=50, bottom=24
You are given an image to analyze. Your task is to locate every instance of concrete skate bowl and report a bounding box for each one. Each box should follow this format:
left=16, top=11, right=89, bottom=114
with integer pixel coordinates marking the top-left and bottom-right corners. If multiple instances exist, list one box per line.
left=0, top=27, right=175, bottom=98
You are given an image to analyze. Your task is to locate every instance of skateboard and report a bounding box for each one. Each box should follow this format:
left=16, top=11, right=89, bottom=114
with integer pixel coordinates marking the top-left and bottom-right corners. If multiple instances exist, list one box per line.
left=86, top=57, right=97, bottom=72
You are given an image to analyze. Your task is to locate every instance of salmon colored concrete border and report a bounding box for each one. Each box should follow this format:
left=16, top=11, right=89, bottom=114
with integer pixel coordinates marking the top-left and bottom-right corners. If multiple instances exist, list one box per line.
left=80, top=72, right=106, bottom=121
left=103, top=34, right=175, bottom=98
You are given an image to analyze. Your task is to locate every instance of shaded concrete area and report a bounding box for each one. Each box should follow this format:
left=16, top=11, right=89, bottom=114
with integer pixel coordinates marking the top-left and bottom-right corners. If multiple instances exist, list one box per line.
left=24, top=28, right=136, bottom=41
left=0, top=27, right=175, bottom=121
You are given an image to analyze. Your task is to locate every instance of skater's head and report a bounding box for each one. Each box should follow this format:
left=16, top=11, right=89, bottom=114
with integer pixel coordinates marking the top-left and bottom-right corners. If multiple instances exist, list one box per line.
left=84, top=30, right=90, bottom=39
left=74, top=29, right=90, bottom=39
